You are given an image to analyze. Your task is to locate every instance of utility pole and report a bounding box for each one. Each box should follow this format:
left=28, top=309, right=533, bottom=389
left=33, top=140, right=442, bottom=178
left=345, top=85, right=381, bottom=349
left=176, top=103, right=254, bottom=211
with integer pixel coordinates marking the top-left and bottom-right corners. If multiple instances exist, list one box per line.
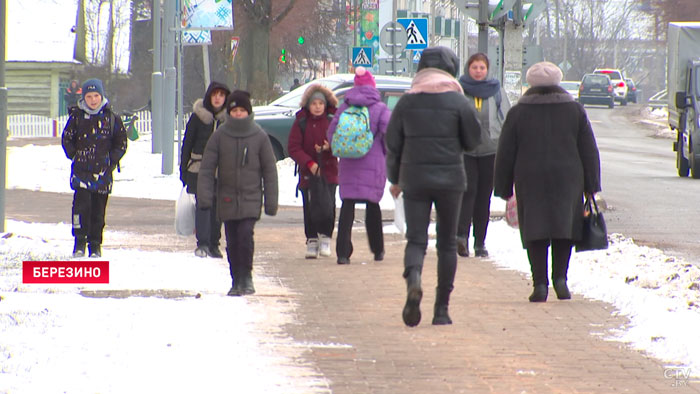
left=0, top=0, right=7, bottom=232
left=478, top=0, right=489, bottom=54
left=151, top=0, right=162, bottom=154
left=161, top=0, right=176, bottom=175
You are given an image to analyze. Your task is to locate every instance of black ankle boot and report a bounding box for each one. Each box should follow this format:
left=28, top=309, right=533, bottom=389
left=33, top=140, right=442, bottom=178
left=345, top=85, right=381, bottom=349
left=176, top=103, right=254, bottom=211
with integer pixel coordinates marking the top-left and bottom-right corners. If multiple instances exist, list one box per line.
left=553, top=278, right=571, bottom=300
left=432, top=287, right=453, bottom=325
left=72, top=237, right=87, bottom=258
left=529, top=284, right=548, bottom=302
left=402, top=270, right=422, bottom=327
left=456, top=237, right=469, bottom=257
left=240, top=269, right=256, bottom=295
left=474, top=243, right=489, bottom=257
left=88, top=243, right=101, bottom=258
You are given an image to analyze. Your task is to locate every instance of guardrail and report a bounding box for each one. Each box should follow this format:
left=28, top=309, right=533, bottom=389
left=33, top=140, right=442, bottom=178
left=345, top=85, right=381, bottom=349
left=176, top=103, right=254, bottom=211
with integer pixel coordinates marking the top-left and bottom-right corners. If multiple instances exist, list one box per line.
left=648, top=89, right=668, bottom=110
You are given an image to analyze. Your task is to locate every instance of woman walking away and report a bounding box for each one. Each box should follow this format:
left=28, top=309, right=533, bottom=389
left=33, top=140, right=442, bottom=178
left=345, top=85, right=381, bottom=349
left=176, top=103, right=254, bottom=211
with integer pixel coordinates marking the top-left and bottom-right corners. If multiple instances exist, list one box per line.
left=327, top=67, right=391, bottom=265
left=456, top=53, right=511, bottom=258
left=180, top=81, right=231, bottom=258
left=494, top=62, right=601, bottom=302
left=62, top=78, right=127, bottom=258
left=386, top=46, right=482, bottom=327
left=287, top=84, right=339, bottom=259
left=198, top=90, right=279, bottom=296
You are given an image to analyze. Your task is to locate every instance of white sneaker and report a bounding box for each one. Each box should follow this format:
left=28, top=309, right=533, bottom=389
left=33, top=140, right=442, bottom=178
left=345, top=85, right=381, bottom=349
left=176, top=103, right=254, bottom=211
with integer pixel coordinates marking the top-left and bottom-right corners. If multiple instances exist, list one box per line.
left=305, top=238, right=319, bottom=259
left=318, top=235, right=332, bottom=257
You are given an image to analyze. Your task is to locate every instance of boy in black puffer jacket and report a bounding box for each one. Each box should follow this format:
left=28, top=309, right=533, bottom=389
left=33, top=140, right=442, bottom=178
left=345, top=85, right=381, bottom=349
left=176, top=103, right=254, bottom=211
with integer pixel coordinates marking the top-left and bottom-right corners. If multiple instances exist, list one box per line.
left=61, top=78, right=128, bottom=258
left=180, top=81, right=231, bottom=258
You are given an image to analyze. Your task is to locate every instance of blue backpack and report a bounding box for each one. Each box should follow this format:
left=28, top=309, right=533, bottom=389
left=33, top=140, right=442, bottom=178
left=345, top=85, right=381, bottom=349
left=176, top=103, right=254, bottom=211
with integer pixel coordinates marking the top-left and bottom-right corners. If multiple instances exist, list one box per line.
left=331, top=105, right=373, bottom=158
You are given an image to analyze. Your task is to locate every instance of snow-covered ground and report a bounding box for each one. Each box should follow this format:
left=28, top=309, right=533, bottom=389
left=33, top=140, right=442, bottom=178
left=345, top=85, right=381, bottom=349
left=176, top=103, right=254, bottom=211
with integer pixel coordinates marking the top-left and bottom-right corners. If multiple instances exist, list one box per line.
left=2, top=131, right=700, bottom=392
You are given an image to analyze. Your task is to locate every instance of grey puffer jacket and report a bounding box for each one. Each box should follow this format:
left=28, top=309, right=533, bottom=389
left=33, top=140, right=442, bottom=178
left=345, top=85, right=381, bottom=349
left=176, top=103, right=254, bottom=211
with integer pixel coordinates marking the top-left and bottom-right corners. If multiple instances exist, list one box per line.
left=459, top=83, right=511, bottom=157
left=197, top=113, right=278, bottom=221
left=385, top=68, right=481, bottom=193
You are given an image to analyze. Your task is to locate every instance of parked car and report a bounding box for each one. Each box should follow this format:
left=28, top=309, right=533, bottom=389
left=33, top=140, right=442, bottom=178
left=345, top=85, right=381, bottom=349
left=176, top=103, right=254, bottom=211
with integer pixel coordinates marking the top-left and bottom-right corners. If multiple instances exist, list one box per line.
left=560, top=80, right=581, bottom=101
left=578, top=73, right=615, bottom=109
left=255, top=74, right=412, bottom=160
left=624, top=78, right=638, bottom=103
left=593, top=68, right=628, bottom=105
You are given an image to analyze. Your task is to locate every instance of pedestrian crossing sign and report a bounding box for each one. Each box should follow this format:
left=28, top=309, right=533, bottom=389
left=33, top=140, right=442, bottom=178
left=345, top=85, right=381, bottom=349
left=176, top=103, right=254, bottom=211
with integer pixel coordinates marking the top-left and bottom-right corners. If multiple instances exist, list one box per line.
left=352, top=47, right=373, bottom=68
left=397, top=18, right=428, bottom=50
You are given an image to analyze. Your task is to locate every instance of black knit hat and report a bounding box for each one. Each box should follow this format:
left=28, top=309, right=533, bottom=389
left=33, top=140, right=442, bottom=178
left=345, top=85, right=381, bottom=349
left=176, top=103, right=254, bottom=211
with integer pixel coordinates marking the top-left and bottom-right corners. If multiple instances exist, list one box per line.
left=226, top=90, right=252, bottom=114
left=417, top=46, right=460, bottom=77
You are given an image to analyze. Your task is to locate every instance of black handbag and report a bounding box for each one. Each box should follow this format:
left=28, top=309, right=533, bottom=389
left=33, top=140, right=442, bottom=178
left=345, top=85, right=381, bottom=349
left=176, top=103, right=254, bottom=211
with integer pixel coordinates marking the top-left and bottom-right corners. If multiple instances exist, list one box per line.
left=575, top=196, right=608, bottom=252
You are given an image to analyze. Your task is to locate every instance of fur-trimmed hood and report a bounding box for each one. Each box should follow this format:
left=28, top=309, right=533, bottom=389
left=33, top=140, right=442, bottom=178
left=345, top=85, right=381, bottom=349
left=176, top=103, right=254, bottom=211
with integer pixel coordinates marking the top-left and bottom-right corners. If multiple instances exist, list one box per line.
left=299, top=83, right=339, bottom=108
left=518, top=85, right=574, bottom=105
left=192, top=98, right=228, bottom=124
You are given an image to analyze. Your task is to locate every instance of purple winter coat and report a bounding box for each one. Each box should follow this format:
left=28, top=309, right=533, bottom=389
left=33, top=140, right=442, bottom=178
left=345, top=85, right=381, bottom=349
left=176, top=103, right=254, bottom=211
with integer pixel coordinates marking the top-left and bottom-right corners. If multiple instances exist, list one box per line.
left=327, top=85, right=391, bottom=203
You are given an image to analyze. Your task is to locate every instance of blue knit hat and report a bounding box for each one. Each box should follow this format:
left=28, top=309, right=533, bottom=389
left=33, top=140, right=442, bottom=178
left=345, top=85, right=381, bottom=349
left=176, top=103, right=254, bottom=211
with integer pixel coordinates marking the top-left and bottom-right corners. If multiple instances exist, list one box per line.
left=82, top=78, right=105, bottom=99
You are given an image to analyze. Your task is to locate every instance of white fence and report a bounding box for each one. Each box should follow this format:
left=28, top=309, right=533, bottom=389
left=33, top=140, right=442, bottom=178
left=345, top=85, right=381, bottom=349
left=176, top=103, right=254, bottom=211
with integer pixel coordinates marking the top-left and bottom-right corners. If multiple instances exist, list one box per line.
left=6, top=110, right=171, bottom=138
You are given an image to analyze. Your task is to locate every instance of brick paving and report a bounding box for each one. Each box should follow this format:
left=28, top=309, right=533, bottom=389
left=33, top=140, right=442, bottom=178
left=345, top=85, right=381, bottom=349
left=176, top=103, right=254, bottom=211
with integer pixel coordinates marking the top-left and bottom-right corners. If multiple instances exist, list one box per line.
left=5, top=189, right=700, bottom=393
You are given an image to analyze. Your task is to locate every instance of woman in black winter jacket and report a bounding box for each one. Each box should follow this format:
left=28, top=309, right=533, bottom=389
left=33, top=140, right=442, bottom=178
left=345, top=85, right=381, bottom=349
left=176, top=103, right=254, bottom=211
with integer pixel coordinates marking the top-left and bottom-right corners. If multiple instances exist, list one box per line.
left=386, top=46, right=481, bottom=327
left=180, top=81, right=231, bottom=258
left=494, top=62, right=601, bottom=303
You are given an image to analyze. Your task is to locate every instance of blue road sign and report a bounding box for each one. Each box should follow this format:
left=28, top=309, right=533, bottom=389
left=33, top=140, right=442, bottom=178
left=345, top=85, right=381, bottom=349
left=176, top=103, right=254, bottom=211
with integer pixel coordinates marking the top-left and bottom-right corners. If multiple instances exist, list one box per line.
left=412, top=49, right=423, bottom=64
left=397, top=18, right=428, bottom=50
left=352, top=47, right=373, bottom=68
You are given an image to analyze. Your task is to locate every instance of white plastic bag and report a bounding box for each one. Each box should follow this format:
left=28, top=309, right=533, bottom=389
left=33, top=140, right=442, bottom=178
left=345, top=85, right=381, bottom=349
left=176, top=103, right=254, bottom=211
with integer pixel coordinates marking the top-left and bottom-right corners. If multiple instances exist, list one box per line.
left=175, top=187, right=196, bottom=236
left=393, top=194, right=406, bottom=234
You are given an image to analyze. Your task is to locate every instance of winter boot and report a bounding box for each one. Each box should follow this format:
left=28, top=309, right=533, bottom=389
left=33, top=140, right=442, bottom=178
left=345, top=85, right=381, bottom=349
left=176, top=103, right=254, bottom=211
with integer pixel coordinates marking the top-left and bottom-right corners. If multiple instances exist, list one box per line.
left=553, top=278, right=571, bottom=300
left=456, top=237, right=469, bottom=257
left=194, top=246, right=210, bottom=258
left=432, top=287, right=453, bottom=325
left=402, top=270, right=423, bottom=327
left=529, top=284, right=548, bottom=302
left=72, top=237, right=87, bottom=258
left=474, top=242, right=489, bottom=257
left=305, top=238, right=319, bottom=259
left=208, top=245, right=224, bottom=258
left=88, top=243, right=101, bottom=258
left=318, top=234, right=332, bottom=257
left=240, top=269, right=256, bottom=296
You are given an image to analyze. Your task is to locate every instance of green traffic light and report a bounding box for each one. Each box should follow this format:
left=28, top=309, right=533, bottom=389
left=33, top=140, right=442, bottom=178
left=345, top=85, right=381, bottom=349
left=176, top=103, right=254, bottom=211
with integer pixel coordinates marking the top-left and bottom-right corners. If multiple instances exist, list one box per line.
left=297, top=36, right=305, bottom=45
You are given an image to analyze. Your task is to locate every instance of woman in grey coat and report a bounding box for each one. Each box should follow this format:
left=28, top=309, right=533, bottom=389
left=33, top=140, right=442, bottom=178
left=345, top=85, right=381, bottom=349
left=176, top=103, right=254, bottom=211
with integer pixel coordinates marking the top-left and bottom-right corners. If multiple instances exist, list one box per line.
left=457, top=53, right=511, bottom=258
left=493, top=62, right=601, bottom=302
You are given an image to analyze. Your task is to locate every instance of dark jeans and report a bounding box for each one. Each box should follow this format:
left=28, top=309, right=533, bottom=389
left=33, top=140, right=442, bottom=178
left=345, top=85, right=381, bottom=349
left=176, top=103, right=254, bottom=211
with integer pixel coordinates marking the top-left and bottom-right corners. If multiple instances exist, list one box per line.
left=224, top=218, right=257, bottom=284
left=402, top=189, right=463, bottom=293
left=195, top=194, right=222, bottom=248
left=71, top=189, right=108, bottom=245
left=457, top=154, right=495, bottom=247
left=336, top=199, right=384, bottom=259
left=300, top=184, right=337, bottom=239
left=526, top=239, right=574, bottom=286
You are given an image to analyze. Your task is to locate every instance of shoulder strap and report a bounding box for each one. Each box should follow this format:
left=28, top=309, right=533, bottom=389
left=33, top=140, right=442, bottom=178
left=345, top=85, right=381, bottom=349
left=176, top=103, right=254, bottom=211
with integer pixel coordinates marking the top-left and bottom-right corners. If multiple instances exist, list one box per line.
left=495, top=90, right=504, bottom=121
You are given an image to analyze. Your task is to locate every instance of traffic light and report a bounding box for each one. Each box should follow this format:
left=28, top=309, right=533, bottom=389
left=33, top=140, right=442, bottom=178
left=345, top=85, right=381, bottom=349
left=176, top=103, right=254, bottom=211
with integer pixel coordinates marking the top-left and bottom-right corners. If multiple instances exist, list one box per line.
left=297, top=36, right=305, bottom=45
left=462, top=0, right=516, bottom=21
left=279, top=48, right=287, bottom=63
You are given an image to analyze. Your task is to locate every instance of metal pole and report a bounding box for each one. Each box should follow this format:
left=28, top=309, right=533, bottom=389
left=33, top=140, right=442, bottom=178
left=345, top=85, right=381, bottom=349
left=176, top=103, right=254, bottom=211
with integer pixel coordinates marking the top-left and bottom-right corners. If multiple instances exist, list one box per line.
left=202, top=45, right=211, bottom=88
left=478, top=0, right=489, bottom=54
left=177, top=12, right=184, bottom=165
left=161, top=0, right=176, bottom=175
left=0, top=0, right=7, bottom=232
left=151, top=0, right=162, bottom=153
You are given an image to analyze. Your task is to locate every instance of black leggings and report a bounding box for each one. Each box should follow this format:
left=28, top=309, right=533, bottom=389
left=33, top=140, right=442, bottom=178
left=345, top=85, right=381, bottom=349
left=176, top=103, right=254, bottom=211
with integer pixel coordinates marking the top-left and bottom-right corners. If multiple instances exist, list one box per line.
left=526, top=239, right=573, bottom=286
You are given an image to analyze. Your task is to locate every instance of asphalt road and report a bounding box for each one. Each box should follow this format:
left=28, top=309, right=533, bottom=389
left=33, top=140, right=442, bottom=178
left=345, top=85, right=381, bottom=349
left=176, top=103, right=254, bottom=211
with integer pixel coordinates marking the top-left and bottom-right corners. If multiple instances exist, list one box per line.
left=589, top=103, right=700, bottom=266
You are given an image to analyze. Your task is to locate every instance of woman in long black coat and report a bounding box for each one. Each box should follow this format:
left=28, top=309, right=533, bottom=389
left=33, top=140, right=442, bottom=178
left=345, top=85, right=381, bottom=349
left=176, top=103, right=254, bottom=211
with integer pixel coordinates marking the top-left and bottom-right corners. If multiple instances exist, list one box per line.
left=493, top=62, right=601, bottom=303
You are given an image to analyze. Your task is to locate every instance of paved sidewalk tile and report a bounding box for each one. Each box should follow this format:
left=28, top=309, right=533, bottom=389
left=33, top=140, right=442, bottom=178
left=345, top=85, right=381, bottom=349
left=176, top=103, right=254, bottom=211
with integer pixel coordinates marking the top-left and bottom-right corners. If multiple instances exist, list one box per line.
left=254, top=226, right=700, bottom=394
